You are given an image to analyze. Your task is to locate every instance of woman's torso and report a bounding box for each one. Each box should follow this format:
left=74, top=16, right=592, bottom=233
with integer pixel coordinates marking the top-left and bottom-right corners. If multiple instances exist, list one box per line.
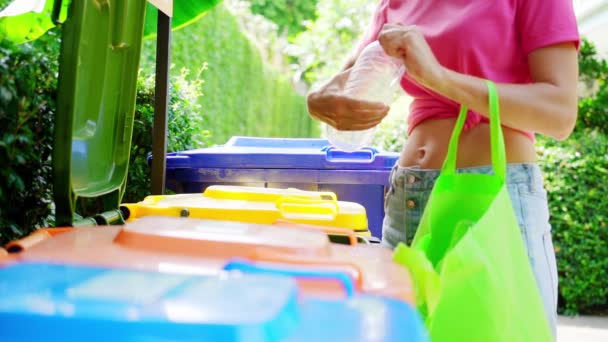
left=399, top=119, right=537, bottom=168
left=384, top=0, right=537, bottom=167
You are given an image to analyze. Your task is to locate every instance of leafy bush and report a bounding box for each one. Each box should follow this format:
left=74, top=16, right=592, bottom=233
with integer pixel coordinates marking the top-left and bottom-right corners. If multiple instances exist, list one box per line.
left=538, top=130, right=608, bottom=314
left=577, top=39, right=608, bottom=135
left=142, top=3, right=319, bottom=145
left=0, top=29, right=60, bottom=245
left=123, top=68, right=212, bottom=203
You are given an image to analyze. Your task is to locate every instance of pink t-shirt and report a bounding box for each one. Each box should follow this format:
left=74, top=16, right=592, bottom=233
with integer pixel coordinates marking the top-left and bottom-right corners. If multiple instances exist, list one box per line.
left=356, top=0, right=580, bottom=139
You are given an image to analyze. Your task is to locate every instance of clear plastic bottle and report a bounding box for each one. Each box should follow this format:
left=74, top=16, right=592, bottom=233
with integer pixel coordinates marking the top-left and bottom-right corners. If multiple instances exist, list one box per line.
left=326, top=41, right=405, bottom=152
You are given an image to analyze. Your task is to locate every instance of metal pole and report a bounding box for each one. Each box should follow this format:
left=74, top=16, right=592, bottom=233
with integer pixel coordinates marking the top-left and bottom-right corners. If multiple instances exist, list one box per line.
left=151, top=10, right=171, bottom=195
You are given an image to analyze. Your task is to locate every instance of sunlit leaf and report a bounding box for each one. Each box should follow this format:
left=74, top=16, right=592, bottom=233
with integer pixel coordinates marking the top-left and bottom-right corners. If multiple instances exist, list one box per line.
left=0, top=0, right=68, bottom=44
left=143, top=0, right=222, bottom=39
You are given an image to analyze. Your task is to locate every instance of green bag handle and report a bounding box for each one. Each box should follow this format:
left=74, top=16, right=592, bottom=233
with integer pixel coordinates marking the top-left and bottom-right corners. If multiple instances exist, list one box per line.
left=441, top=81, right=507, bottom=181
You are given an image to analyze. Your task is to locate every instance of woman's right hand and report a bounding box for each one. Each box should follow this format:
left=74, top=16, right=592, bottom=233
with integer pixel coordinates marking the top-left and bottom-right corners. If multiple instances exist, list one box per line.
left=306, top=68, right=390, bottom=131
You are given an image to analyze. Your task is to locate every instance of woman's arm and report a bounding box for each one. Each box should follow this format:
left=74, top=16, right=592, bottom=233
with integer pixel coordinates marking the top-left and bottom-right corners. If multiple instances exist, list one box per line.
left=379, top=24, right=579, bottom=141
left=437, top=45, right=578, bottom=141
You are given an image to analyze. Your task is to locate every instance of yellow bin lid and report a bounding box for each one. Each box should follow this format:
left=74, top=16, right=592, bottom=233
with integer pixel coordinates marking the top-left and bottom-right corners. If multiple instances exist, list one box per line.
left=121, top=186, right=369, bottom=233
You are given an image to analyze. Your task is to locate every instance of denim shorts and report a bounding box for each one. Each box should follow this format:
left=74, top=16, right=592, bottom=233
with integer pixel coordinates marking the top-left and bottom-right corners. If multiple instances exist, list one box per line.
left=381, top=163, right=558, bottom=338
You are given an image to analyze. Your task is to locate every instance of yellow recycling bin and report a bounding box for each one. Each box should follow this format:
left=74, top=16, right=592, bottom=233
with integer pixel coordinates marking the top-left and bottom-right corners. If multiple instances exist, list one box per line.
left=121, top=185, right=370, bottom=235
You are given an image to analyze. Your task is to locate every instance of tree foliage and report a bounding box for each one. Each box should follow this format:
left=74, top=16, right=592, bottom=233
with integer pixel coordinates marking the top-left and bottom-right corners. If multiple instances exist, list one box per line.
left=287, top=0, right=375, bottom=86
left=246, top=0, right=318, bottom=38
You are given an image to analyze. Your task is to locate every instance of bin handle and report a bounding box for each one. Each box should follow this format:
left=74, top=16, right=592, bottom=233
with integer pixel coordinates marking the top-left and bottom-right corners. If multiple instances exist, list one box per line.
left=52, top=0, right=65, bottom=25
left=5, top=230, right=51, bottom=253
left=160, top=155, right=192, bottom=168
left=276, top=196, right=339, bottom=220
left=323, top=146, right=379, bottom=164
left=223, top=258, right=357, bottom=297
left=307, top=191, right=337, bottom=202
left=276, top=195, right=338, bottom=208
left=273, top=219, right=358, bottom=246
left=277, top=191, right=337, bottom=202
left=5, top=227, right=74, bottom=253
left=111, top=0, right=128, bottom=49
left=252, top=250, right=364, bottom=289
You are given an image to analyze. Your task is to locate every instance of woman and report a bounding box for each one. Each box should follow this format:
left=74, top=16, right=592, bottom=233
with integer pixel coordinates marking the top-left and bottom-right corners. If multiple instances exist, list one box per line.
left=306, top=0, right=580, bottom=337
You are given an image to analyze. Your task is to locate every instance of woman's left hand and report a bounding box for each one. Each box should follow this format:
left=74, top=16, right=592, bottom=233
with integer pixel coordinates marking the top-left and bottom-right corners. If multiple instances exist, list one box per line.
left=378, top=24, right=446, bottom=92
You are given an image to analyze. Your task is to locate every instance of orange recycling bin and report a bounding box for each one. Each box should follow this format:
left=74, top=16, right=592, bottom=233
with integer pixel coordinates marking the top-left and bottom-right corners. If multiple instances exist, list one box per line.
left=5, top=223, right=360, bottom=252
left=12, top=216, right=414, bottom=304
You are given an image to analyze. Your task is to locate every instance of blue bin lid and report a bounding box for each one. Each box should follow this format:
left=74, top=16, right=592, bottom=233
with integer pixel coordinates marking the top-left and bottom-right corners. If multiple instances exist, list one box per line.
left=0, top=263, right=299, bottom=342
left=291, top=297, right=428, bottom=342
left=158, top=136, right=400, bottom=171
left=0, top=263, right=428, bottom=342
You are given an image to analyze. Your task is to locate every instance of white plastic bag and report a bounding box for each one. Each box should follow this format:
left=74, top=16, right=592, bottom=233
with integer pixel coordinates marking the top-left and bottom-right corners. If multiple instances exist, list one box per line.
left=327, top=41, right=405, bottom=152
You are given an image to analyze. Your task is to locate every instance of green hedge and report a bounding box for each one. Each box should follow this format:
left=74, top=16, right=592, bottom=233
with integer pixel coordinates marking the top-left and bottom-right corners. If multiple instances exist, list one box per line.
left=141, top=4, right=318, bottom=145
left=538, top=130, right=608, bottom=314
left=540, top=39, right=608, bottom=314
left=0, top=29, right=59, bottom=244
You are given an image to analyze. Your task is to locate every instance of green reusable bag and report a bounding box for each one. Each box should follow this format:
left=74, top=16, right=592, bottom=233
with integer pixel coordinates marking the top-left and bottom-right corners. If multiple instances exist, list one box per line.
left=394, top=81, right=552, bottom=341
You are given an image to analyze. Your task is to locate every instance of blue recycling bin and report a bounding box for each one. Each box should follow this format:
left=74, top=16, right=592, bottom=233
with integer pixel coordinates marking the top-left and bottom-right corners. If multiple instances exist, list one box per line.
left=0, top=263, right=428, bottom=342
left=157, top=137, right=400, bottom=239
